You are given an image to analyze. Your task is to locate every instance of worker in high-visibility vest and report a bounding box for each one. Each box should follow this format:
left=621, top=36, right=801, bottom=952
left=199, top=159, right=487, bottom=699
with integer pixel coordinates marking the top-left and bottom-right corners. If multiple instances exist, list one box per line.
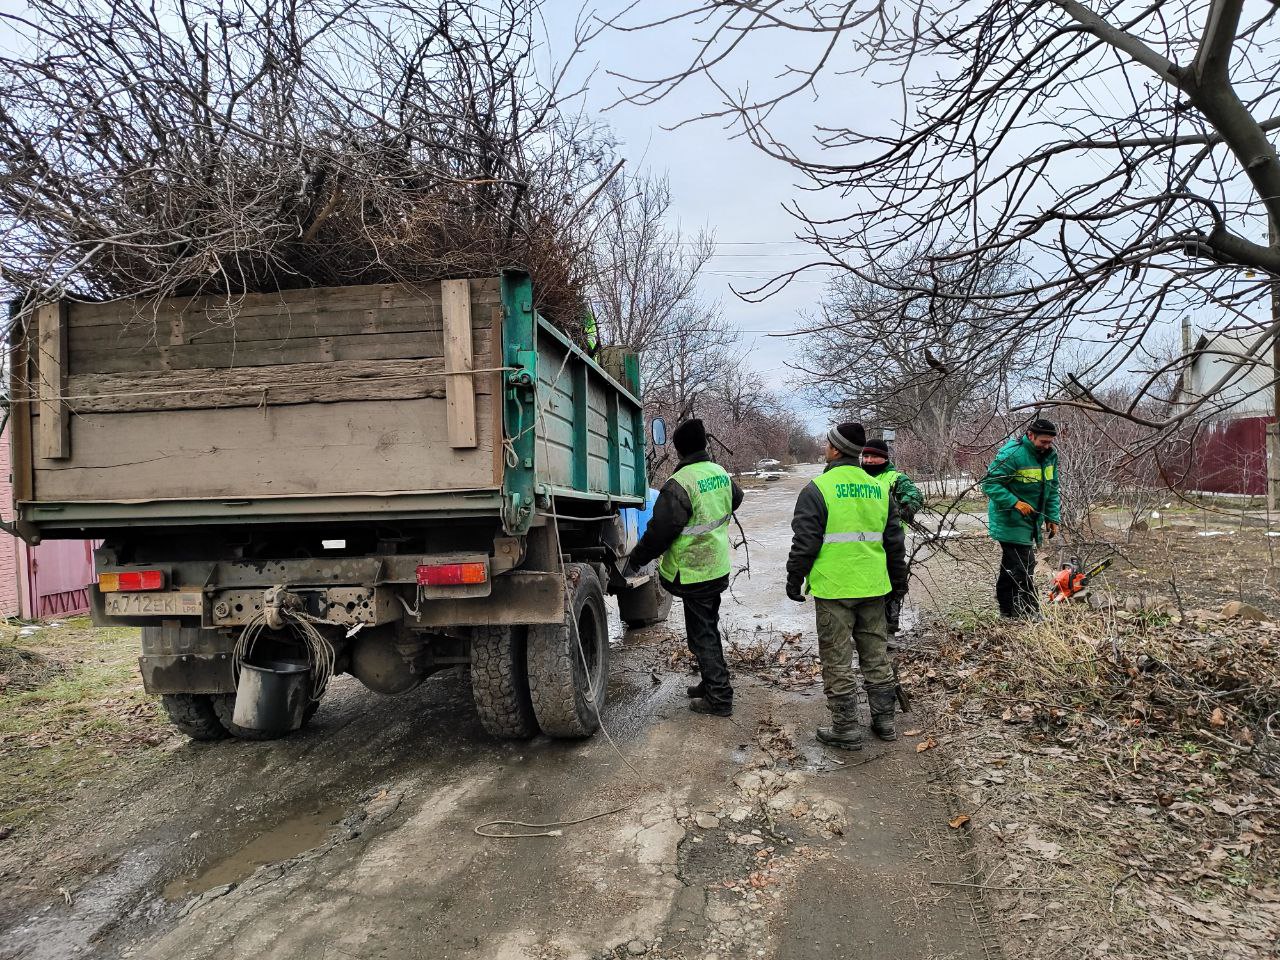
left=786, top=422, right=908, bottom=749
left=860, top=437, right=924, bottom=634
left=628, top=418, right=744, bottom=717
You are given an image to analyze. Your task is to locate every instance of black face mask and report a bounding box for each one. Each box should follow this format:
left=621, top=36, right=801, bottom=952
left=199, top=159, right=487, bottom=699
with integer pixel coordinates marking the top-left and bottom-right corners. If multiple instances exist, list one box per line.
left=861, top=460, right=889, bottom=477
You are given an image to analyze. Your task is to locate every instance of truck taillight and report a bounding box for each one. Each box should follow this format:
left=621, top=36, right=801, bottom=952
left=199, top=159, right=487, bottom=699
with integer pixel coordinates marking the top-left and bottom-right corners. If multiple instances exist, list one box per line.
left=417, top=562, right=487, bottom=586
left=99, top=570, right=165, bottom=592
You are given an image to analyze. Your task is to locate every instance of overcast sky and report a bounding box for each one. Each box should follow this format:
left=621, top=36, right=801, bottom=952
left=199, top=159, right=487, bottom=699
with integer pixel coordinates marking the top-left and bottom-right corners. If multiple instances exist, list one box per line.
left=542, top=1, right=857, bottom=430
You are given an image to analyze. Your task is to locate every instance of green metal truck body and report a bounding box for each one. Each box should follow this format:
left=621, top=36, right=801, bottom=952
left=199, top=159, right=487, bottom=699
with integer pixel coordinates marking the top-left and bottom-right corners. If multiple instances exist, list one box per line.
left=8, top=271, right=667, bottom=741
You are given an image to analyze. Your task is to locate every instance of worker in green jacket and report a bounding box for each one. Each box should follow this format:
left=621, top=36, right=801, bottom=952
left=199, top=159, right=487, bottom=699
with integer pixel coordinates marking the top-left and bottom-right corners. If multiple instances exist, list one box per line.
left=981, top=418, right=1061, bottom=619
left=786, top=422, right=909, bottom=749
left=860, top=437, right=923, bottom=633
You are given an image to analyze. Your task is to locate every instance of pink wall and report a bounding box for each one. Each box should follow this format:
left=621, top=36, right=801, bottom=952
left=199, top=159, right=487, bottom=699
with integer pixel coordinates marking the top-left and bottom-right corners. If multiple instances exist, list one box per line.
left=1, top=429, right=97, bottom=620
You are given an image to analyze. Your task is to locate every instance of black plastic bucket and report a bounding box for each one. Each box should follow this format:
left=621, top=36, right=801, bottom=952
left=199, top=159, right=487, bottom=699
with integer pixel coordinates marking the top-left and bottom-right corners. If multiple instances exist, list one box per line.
left=231, top=660, right=312, bottom=733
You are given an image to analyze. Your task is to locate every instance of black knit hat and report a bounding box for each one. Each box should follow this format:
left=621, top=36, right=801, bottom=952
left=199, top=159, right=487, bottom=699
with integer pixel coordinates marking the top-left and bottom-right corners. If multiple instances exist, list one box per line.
left=672, top=418, right=708, bottom=456
left=1029, top=417, right=1058, bottom=436
left=862, top=438, right=890, bottom=458
left=827, top=421, right=865, bottom=457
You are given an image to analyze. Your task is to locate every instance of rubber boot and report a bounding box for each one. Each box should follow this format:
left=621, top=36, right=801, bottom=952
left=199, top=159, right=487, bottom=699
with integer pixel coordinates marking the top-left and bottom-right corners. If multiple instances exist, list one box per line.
left=686, top=681, right=705, bottom=699
left=866, top=683, right=899, bottom=741
left=816, top=694, right=862, bottom=751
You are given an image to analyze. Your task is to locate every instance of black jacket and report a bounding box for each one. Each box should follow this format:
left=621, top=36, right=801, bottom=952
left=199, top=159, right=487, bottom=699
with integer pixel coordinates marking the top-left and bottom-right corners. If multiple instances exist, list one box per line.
left=630, top=451, right=745, bottom=598
left=785, top=456, right=909, bottom=597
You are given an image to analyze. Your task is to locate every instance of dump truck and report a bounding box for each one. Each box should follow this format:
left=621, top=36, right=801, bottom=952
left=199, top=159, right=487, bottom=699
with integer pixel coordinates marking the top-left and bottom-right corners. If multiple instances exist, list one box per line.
left=6, top=271, right=671, bottom=741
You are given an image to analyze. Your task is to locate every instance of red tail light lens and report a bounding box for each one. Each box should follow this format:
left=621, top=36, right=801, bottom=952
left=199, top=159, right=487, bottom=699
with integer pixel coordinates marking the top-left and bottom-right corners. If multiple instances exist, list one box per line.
left=99, top=570, right=165, bottom=592
left=417, top=562, right=488, bottom=586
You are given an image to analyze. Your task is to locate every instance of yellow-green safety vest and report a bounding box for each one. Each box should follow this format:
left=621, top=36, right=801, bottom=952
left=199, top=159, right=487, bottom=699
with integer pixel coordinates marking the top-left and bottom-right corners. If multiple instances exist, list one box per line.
left=659, top=461, right=733, bottom=584
left=807, top=464, right=892, bottom=600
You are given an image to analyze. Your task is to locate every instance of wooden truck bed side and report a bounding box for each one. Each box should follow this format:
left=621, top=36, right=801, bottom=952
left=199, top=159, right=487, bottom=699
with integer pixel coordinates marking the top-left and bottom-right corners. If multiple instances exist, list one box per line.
left=14, top=279, right=503, bottom=517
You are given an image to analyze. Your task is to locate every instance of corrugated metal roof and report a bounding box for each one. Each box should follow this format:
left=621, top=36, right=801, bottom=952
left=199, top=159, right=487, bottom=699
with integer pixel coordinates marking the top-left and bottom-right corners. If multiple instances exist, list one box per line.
left=1187, top=328, right=1274, bottom=418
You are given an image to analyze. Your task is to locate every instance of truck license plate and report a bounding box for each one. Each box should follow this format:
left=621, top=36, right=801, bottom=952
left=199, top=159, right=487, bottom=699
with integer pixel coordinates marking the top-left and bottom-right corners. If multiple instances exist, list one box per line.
left=103, top=592, right=203, bottom=617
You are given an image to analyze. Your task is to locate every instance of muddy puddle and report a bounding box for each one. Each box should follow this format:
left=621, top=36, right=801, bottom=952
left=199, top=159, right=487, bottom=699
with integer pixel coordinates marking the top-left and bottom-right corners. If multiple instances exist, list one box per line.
left=162, top=804, right=345, bottom=901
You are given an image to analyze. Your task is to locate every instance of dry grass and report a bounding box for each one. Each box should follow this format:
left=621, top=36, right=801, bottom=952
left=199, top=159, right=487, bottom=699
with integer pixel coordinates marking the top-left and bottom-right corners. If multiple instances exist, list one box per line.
left=906, top=523, right=1280, bottom=960
left=651, top=511, right=1280, bottom=955
left=0, top=619, right=169, bottom=833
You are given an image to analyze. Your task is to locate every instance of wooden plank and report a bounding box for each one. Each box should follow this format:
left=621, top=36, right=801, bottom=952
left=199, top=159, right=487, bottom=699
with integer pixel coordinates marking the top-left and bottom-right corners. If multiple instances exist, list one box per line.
left=9, top=319, right=35, bottom=503
left=67, top=279, right=502, bottom=329
left=71, top=328, right=493, bottom=376
left=70, top=302, right=496, bottom=355
left=35, top=302, right=70, bottom=460
left=442, top=279, right=477, bottom=449
left=65, top=357, right=496, bottom=414
left=34, top=395, right=500, bottom=500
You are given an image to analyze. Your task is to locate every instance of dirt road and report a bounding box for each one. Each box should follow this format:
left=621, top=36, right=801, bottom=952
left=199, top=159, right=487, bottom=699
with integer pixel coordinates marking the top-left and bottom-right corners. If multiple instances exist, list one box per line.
left=1, top=465, right=997, bottom=960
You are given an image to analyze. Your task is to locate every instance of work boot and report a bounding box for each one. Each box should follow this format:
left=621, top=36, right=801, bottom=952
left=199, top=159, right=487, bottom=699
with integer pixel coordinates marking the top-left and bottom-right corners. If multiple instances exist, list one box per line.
left=866, top=683, right=899, bottom=741
left=816, top=694, right=862, bottom=751
left=689, top=697, right=732, bottom=717
left=686, top=681, right=705, bottom=699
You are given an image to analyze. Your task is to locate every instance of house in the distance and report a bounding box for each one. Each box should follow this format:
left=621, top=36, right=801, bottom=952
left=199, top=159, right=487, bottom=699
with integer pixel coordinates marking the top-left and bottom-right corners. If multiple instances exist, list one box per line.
left=1178, top=328, right=1274, bottom=495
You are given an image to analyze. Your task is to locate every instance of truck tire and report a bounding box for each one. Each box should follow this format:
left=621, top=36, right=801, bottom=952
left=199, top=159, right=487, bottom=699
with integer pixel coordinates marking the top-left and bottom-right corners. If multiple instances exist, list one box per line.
left=160, top=693, right=229, bottom=742
left=527, top=564, right=609, bottom=738
left=211, top=693, right=320, bottom=741
left=469, top=625, right=538, bottom=738
left=618, top=575, right=673, bottom=629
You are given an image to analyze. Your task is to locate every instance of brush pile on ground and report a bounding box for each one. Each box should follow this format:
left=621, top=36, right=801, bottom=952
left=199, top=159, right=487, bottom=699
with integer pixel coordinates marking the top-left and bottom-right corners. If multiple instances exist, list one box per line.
left=901, top=605, right=1280, bottom=959
left=0, top=0, right=607, bottom=332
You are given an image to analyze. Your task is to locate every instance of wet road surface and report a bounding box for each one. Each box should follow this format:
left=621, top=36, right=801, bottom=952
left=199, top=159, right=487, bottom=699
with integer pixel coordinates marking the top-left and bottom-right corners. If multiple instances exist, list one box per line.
left=1, top=464, right=997, bottom=960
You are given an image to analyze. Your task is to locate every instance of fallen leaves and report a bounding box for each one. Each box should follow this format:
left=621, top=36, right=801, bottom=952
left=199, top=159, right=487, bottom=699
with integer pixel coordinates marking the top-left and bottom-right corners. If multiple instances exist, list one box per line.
left=916, top=737, right=938, bottom=753
left=948, top=814, right=971, bottom=829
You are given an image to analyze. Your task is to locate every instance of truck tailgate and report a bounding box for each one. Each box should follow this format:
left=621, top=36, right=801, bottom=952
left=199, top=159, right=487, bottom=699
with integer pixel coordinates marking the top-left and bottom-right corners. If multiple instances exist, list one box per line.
left=13, top=279, right=503, bottom=525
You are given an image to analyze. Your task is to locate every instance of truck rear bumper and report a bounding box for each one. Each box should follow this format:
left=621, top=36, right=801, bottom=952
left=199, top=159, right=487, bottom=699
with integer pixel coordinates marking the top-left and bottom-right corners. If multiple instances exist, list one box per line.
left=92, top=567, right=567, bottom=629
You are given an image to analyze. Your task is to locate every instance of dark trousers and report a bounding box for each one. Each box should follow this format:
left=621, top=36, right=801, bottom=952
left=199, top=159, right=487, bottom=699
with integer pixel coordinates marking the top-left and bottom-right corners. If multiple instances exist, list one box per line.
left=997, top=542, right=1038, bottom=618
left=683, top=593, right=732, bottom=708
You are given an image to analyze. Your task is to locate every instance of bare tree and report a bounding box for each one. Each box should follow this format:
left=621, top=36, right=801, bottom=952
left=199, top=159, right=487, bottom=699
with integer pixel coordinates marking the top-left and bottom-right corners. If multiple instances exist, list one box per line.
left=0, top=0, right=614, bottom=328
left=609, top=1, right=1280, bottom=431
left=794, top=250, right=1042, bottom=475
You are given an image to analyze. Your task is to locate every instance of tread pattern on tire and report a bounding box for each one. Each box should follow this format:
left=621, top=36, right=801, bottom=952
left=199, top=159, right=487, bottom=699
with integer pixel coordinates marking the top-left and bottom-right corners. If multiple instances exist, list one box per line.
left=160, top=693, right=229, bottom=742
left=470, top=625, right=538, bottom=739
left=527, top=564, right=608, bottom=738
left=211, top=692, right=319, bottom=741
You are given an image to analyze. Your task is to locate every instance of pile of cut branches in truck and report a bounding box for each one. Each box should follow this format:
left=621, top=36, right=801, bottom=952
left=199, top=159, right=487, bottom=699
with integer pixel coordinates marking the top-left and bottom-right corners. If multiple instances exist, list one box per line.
left=0, top=0, right=609, bottom=332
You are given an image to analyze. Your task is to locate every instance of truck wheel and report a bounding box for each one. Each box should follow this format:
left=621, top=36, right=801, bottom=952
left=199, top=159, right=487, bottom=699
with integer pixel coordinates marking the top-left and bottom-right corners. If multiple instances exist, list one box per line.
left=527, top=564, right=609, bottom=738
left=160, top=694, right=229, bottom=742
left=618, top=576, right=673, bottom=629
left=211, top=693, right=320, bottom=741
left=469, top=625, right=538, bottom=738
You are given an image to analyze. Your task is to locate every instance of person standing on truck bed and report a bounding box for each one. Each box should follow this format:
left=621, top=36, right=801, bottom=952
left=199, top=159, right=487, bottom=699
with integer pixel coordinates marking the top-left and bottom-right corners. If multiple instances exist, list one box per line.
left=859, top=436, right=923, bottom=635
left=627, top=418, right=743, bottom=718
left=981, top=417, right=1061, bottom=620
left=785, top=422, right=909, bottom=749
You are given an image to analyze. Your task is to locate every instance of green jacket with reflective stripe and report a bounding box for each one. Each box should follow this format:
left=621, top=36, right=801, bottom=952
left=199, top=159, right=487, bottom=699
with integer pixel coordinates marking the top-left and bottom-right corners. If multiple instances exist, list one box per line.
left=872, top=463, right=924, bottom=523
left=658, top=460, right=734, bottom=584
left=982, top=436, right=1061, bottom=546
left=806, top=464, right=892, bottom=599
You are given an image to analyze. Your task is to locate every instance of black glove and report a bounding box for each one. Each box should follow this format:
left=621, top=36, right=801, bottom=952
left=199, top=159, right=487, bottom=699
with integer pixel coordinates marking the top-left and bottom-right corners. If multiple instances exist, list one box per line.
left=786, top=580, right=806, bottom=603
left=885, top=595, right=902, bottom=634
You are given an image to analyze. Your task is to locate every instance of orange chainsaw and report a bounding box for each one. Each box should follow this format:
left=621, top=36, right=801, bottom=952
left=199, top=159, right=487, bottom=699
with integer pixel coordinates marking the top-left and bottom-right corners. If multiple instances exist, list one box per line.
left=1048, top=555, right=1114, bottom=603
